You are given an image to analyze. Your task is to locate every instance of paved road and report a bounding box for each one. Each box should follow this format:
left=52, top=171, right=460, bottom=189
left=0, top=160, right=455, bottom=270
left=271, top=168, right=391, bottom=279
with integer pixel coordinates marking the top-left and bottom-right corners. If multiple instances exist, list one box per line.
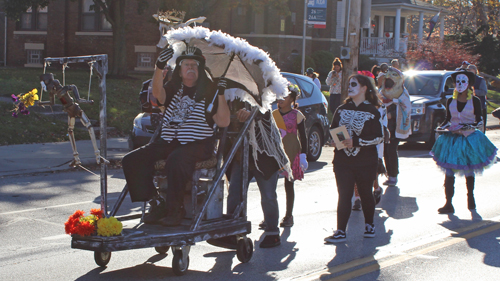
left=0, top=131, right=499, bottom=280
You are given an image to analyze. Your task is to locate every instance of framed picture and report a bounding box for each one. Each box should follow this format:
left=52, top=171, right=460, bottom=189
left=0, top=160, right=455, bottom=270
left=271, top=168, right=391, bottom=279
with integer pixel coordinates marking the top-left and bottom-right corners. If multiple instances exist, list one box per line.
left=329, top=125, right=350, bottom=150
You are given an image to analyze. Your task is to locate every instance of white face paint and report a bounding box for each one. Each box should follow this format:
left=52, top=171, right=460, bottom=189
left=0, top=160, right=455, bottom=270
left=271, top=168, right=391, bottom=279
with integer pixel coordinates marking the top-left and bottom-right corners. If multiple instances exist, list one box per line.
left=455, top=74, right=469, bottom=93
left=348, top=77, right=362, bottom=97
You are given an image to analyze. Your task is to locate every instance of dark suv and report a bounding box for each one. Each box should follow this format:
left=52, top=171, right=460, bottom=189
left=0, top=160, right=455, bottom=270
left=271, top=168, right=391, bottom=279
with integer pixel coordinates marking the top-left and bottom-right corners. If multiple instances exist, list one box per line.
left=129, top=72, right=330, bottom=161
left=404, top=70, right=455, bottom=145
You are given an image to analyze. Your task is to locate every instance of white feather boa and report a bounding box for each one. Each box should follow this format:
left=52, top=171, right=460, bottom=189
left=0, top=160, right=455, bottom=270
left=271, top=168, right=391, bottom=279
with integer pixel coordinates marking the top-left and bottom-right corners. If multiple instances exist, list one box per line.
left=163, top=26, right=288, bottom=112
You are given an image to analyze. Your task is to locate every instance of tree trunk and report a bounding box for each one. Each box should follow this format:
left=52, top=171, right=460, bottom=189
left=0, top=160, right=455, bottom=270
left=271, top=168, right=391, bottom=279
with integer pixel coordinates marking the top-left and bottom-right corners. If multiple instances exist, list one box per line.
left=111, top=0, right=127, bottom=76
left=341, top=0, right=361, bottom=102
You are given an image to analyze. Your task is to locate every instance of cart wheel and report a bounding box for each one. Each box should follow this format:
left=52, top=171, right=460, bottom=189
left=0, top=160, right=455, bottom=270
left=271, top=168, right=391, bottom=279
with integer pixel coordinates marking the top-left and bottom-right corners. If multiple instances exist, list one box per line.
left=94, top=251, right=111, bottom=267
left=155, top=246, right=170, bottom=254
left=172, top=250, right=189, bottom=276
left=236, top=238, right=253, bottom=263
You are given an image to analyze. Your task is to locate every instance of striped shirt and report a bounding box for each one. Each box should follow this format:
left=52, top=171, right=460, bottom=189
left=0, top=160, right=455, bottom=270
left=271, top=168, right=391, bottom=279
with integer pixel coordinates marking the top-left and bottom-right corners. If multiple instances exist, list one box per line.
left=160, top=84, right=215, bottom=144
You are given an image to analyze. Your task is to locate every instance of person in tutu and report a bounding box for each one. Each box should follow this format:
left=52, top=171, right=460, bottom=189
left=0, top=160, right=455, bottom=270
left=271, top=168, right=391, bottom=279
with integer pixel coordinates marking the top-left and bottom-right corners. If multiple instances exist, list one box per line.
left=431, top=69, right=497, bottom=214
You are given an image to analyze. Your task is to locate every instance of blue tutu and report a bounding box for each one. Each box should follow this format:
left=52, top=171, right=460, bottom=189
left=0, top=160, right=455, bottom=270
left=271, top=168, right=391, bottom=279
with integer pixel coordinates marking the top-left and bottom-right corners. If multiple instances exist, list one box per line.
left=430, top=130, right=497, bottom=175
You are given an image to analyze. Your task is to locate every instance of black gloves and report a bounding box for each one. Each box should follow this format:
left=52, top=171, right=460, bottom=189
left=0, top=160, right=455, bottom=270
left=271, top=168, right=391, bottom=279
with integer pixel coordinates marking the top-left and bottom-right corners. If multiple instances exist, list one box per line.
left=217, top=78, right=228, bottom=95
left=156, top=47, right=173, bottom=70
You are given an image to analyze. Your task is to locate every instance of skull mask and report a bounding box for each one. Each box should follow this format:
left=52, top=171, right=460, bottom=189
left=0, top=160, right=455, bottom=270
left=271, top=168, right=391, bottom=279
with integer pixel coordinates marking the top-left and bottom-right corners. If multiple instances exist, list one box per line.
left=455, top=74, right=469, bottom=93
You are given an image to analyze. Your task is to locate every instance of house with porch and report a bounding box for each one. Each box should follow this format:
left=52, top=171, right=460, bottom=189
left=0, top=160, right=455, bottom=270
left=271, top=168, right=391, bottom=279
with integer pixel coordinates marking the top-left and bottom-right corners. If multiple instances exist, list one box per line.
left=361, top=0, right=445, bottom=63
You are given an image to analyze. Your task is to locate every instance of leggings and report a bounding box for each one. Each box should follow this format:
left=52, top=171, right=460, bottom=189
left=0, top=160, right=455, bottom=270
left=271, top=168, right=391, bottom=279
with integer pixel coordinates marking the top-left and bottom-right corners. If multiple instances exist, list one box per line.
left=334, top=164, right=378, bottom=231
left=284, top=178, right=294, bottom=217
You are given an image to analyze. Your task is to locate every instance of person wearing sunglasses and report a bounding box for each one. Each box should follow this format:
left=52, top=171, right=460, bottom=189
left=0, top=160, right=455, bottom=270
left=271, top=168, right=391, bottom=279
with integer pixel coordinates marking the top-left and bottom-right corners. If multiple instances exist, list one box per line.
left=325, top=74, right=384, bottom=243
left=431, top=69, right=497, bottom=214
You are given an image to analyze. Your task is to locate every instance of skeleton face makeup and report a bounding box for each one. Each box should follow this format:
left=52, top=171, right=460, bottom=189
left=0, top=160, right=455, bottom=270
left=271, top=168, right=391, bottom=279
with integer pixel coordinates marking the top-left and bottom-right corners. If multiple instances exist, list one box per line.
left=455, top=74, right=469, bottom=93
left=348, top=78, right=364, bottom=98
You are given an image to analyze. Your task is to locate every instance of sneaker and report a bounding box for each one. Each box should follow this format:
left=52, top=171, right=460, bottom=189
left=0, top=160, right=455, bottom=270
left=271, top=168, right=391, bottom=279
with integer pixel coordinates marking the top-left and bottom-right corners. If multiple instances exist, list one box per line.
left=352, top=198, right=361, bottom=211
left=143, top=198, right=167, bottom=224
left=258, top=220, right=267, bottom=230
left=383, top=177, right=398, bottom=186
left=373, top=187, right=383, bottom=205
left=280, top=215, right=294, bottom=227
left=324, top=230, right=346, bottom=243
left=259, top=234, right=281, bottom=248
left=364, top=223, right=375, bottom=238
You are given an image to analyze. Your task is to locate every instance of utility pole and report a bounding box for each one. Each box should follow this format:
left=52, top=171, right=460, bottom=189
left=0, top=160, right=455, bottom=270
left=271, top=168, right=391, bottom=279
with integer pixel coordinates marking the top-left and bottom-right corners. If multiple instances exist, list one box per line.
left=301, top=0, right=307, bottom=75
left=341, top=0, right=361, bottom=102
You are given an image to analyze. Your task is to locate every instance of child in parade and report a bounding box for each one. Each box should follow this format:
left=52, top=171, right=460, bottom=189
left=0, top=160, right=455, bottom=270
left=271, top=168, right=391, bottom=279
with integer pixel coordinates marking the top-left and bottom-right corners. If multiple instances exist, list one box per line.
left=272, top=83, right=309, bottom=227
left=325, top=74, right=384, bottom=243
left=431, top=69, right=497, bottom=214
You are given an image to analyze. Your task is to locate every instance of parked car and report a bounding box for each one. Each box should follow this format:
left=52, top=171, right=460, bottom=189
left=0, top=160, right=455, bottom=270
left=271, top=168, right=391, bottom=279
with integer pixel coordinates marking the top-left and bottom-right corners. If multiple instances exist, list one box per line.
left=403, top=70, right=456, bottom=146
left=129, top=72, right=330, bottom=161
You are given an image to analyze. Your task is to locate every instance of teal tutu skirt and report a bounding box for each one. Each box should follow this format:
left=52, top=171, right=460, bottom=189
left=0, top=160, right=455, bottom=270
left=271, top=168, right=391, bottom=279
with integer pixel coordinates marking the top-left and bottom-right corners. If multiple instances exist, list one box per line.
left=430, top=130, right=497, bottom=175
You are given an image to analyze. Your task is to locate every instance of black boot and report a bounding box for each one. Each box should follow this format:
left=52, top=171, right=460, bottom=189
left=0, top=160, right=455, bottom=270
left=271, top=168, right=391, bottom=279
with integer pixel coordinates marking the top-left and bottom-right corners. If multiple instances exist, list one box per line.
left=159, top=204, right=186, bottom=227
left=466, top=176, right=476, bottom=210
left=438, top=175, right=455, bottom=214
left=143, top=195, right=167, bottom=224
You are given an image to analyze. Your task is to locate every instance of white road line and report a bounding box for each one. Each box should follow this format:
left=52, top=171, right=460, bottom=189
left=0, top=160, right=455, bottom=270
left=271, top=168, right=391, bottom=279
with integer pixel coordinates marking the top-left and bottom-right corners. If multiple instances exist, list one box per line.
left=0, top=197, right=119, bottom=216
left=41, top=234, right=70, bottom=240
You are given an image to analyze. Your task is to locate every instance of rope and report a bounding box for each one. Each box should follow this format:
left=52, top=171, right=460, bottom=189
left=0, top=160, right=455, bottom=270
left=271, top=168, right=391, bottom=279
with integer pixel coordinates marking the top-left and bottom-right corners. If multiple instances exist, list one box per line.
left=77, top=164, right=100, bottom=177
left=87, top=60, right=95, bottom=101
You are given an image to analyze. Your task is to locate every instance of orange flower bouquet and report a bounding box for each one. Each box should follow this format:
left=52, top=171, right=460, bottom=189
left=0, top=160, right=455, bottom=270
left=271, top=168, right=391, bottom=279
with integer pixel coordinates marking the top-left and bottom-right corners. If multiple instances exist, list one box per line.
left=64, top=208, right=122, bottom=237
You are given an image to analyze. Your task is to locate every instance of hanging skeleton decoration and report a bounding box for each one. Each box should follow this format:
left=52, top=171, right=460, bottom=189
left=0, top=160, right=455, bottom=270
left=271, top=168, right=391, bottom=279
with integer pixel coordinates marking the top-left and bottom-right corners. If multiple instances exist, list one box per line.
left=39, top=73, right=102, bottom=167
left=153, top=10, right=206, bottom=48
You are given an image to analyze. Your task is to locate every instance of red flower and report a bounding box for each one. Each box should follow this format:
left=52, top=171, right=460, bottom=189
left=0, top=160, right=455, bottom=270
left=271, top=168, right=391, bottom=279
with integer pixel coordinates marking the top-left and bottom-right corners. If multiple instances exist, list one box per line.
left=74, top=221, right=96, bottom=236
left=64, top=210, right=85, bottom=234
left=90, top=208, right=104, bottom=219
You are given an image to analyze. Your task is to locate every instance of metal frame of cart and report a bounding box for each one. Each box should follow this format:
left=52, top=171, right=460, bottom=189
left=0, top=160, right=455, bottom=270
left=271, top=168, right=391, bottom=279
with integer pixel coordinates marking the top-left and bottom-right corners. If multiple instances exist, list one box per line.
left=48, top=54, right=257, bottom=275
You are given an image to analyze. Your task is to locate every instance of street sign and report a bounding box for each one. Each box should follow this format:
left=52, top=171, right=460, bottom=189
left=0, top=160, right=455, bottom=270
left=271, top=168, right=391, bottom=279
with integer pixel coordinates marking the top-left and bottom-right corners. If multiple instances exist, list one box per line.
left=307, top=0, right=327, bottom=28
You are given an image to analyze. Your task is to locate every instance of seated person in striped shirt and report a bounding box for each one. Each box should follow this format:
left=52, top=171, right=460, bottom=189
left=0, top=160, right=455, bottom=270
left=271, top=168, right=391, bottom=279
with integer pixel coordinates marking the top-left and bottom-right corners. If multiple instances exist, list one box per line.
left=122, top=46, right=230, bottom=226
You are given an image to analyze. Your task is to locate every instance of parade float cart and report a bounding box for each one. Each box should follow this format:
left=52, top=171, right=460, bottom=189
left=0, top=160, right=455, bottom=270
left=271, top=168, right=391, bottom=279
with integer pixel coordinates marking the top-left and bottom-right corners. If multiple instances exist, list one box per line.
left=65, top=26, right=290, bottom=276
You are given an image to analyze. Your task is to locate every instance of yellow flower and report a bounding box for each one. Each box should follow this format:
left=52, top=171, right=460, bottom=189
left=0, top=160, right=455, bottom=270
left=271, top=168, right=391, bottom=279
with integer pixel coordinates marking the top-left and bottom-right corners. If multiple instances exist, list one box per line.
left=96, top=217, right=123, bottom=237
left=20, top=89, right=39, bottom=107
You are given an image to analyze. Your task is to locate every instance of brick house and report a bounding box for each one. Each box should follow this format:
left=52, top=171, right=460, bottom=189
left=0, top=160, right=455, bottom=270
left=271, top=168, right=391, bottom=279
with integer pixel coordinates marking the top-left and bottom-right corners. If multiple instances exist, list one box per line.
left=0, top=0, right=443, bottom=73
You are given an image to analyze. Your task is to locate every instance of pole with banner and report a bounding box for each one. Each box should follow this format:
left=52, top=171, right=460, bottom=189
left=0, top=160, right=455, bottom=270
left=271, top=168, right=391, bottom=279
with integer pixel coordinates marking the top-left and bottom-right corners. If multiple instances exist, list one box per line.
left=302, top=0, right=328, bottom=74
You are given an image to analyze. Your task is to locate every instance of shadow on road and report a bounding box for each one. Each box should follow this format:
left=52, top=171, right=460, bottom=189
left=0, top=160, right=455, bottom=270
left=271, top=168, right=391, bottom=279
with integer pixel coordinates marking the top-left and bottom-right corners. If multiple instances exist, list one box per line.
left=319, top=212, right=393, bottom=280
left=379, top=185, right=419, bottom=220
left=441, top=214, right=500, bottom=268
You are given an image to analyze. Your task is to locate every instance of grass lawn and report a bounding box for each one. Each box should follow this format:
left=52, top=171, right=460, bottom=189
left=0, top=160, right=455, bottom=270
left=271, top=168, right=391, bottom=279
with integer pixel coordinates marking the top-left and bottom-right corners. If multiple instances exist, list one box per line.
left=0, top=67, right=151, bottom=145
left=487, top=89, right=500, bottom=114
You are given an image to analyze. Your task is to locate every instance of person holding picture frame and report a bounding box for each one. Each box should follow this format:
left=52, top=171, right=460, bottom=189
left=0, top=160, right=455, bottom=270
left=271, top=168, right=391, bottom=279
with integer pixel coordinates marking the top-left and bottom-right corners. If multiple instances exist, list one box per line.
left=325, top=74, right=384, bottom=244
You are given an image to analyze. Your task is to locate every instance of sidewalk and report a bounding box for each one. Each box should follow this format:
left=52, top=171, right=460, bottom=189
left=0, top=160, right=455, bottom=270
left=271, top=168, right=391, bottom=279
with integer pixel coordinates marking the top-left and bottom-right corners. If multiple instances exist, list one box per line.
left=0, top=114, right=499, bottom=177
left=0, top=137, right=130, bottom=177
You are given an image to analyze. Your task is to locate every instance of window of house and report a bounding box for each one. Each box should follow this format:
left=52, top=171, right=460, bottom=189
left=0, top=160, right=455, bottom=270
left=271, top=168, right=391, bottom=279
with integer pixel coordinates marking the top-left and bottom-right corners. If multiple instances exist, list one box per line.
left=81, top=0, right=112, bottom=31
left=19, top=6, right=48, bottom=30
left=26, top=49, right=43, bottom=65
left=137, top=52, right=155, bottom=68
left=384, top=16, right=395, bottom=33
